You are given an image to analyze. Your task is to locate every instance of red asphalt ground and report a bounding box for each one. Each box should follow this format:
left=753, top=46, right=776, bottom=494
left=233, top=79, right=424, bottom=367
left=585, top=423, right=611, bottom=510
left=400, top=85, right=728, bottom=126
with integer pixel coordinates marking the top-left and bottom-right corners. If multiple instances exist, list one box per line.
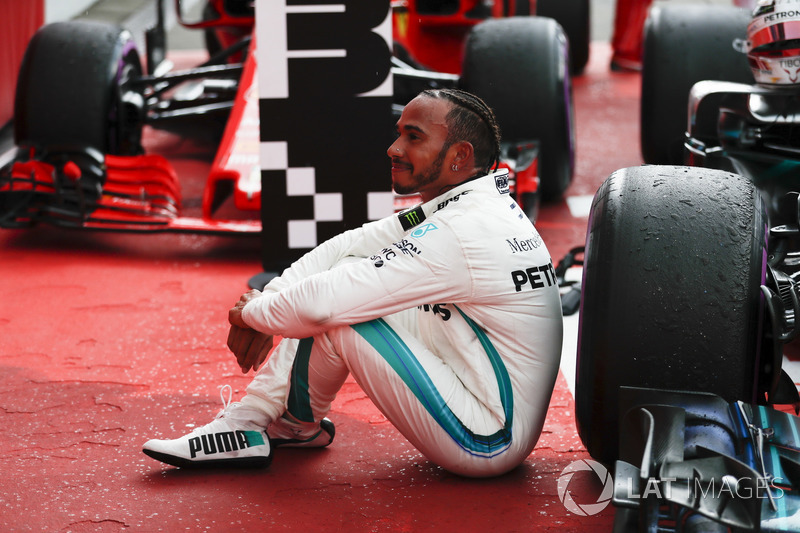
left=2, top=43, right=647, bottom=532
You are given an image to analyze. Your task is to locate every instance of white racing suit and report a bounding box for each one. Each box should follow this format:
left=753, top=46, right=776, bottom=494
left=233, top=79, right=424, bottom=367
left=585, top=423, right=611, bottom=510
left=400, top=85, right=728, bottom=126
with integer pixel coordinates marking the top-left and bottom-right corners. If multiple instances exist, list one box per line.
left=240, top=170, right=563, bottom=477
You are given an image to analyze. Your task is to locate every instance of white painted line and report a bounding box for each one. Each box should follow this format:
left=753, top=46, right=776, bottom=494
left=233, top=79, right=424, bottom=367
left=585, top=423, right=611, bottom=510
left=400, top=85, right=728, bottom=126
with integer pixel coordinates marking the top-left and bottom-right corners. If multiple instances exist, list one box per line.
left=559, top=266, right=582, bottom=397
left=560, top=313, right=579, bottom=397
left=566, top=195, right=594, bottom=218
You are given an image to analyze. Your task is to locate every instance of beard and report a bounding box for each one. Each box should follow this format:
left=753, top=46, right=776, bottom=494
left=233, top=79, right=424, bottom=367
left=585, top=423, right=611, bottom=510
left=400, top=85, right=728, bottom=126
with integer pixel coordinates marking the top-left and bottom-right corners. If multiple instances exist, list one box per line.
left=392, top=144, right=449, bottom=196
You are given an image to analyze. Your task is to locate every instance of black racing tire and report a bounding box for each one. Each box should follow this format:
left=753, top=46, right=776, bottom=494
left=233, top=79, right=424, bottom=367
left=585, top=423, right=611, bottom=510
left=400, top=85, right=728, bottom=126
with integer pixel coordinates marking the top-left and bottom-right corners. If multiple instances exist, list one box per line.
left=641, top=5, right=751, bottom=165
left=575, top=165, right=768, bottom=465
left=534, top=0, right=591, bottom=75
left=14, top=20, right=145, bottom=155
left=461, top=17, right=574, bottom=201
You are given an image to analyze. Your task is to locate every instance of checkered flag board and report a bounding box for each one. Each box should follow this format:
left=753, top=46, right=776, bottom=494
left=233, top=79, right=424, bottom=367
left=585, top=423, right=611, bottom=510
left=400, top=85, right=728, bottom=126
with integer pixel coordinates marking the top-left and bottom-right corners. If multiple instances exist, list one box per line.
left=256, top=0, right=394, bottom=271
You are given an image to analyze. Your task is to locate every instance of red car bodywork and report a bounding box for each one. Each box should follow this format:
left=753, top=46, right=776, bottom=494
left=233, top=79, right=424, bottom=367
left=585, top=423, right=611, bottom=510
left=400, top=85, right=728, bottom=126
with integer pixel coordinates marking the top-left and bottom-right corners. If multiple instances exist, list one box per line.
left=393, top=0, right=532, bottom=74
left=1, top=0, right=538, bottom=233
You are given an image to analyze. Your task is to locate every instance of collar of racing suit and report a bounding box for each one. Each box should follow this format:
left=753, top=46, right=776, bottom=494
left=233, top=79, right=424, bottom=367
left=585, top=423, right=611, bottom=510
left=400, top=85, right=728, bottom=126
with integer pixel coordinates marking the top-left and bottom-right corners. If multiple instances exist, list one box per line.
left=395, top=169, right=510, bottom=232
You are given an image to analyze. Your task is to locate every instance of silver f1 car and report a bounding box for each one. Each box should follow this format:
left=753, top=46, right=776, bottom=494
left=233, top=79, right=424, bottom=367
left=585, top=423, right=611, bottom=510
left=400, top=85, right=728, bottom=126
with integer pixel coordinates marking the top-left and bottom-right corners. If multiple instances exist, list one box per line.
left=575, top=2, right=800, bottom=530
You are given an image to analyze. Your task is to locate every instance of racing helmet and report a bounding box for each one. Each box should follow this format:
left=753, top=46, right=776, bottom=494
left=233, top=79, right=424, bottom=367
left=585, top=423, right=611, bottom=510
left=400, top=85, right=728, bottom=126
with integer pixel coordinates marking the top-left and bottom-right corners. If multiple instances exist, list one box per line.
left=746, top=0, right=800, bottom=86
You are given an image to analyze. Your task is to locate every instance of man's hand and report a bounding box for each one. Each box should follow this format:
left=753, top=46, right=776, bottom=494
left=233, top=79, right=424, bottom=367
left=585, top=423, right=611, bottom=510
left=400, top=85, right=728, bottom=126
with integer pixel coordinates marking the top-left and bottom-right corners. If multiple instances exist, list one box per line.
left=228, top=289, right=262, bottom=329
left=227, top=289, right=272, bottom=373
left=227, top=324, right=274, bottom=373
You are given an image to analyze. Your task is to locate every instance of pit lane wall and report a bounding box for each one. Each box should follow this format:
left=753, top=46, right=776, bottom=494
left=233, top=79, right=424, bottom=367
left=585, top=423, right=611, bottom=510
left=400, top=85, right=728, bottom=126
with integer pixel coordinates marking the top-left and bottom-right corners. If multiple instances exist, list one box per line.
left=256, top=0, right=395, bottom=271
left=45, top=0, right=97, bottom=22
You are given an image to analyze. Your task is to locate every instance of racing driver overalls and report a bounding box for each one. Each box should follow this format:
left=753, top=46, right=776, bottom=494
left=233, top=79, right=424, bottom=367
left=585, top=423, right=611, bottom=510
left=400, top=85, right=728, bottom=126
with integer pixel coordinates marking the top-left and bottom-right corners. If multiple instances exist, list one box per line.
left=239, top=170, right=563, bottom=477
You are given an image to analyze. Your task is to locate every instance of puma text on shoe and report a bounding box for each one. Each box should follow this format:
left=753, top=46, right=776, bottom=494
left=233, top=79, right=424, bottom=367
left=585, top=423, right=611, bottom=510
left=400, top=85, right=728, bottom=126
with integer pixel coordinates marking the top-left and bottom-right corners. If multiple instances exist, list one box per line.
left=188, top=428, right=266, bottom=459
left=143, top=385, right=272, bottom=469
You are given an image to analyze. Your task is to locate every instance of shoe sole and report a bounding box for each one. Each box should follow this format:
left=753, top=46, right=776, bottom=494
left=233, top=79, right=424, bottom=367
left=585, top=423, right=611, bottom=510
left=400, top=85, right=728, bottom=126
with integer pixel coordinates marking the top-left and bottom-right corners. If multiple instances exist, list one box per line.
left=143, top=448, right=273, bottom=469
left=271, top=418, right=335, bottom=448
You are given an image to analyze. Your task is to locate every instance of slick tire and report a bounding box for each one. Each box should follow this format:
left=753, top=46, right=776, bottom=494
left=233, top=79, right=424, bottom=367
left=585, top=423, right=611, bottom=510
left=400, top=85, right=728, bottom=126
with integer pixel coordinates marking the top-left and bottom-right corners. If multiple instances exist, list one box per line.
left=14, top=20, right=145, bottom=155
left=461, top=17, right=574, bottom=201
left=640, top=5, right=751, bottom=165
left=575, top=165, right=767, bottom=464
left=535, top=0, right=591, bottom=75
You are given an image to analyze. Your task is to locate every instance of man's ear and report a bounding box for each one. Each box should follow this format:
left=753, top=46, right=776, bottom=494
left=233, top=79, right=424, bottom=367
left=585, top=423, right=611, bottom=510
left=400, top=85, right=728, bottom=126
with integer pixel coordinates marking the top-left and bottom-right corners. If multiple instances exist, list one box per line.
left=450, top=141, right=474, bottom=167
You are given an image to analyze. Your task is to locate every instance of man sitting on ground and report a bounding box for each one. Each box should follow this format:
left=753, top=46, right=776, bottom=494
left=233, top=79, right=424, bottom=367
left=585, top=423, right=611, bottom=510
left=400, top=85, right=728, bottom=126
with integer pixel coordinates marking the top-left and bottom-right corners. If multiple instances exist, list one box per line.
left=143, top=88, right=563, bottom=477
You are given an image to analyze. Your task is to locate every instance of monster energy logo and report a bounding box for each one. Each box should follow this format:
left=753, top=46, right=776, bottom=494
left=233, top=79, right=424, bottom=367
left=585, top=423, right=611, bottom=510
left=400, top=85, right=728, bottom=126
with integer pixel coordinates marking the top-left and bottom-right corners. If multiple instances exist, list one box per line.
left=399, top=206, right=426, bottom=231
left=404, top=211, right=421, bottom=225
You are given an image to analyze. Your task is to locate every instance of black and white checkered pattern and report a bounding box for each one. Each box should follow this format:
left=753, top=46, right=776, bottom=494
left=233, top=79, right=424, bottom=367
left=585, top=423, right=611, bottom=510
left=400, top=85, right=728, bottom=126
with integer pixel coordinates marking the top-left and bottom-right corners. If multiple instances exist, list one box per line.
left=256, top=0, right=394, bottom=268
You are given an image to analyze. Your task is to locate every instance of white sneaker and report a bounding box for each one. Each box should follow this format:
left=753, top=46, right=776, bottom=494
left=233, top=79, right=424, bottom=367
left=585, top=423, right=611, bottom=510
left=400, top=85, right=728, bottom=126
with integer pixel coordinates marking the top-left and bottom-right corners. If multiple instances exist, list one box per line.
left=143, top=385, right=272, bottom=468
left=268, top=414, right=335, bottom=448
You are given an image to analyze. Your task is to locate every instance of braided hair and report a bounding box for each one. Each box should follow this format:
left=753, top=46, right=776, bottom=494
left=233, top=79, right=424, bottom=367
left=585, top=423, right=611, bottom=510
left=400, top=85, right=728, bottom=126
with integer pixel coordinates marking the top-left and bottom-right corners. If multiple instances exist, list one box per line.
left=420, top=88, right=502, bottom=173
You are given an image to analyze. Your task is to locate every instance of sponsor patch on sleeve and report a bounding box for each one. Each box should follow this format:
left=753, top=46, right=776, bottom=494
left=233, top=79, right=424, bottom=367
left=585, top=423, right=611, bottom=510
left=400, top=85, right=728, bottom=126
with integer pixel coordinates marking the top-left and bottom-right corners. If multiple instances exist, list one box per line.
left=398, top=205, right=426, bottom=231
